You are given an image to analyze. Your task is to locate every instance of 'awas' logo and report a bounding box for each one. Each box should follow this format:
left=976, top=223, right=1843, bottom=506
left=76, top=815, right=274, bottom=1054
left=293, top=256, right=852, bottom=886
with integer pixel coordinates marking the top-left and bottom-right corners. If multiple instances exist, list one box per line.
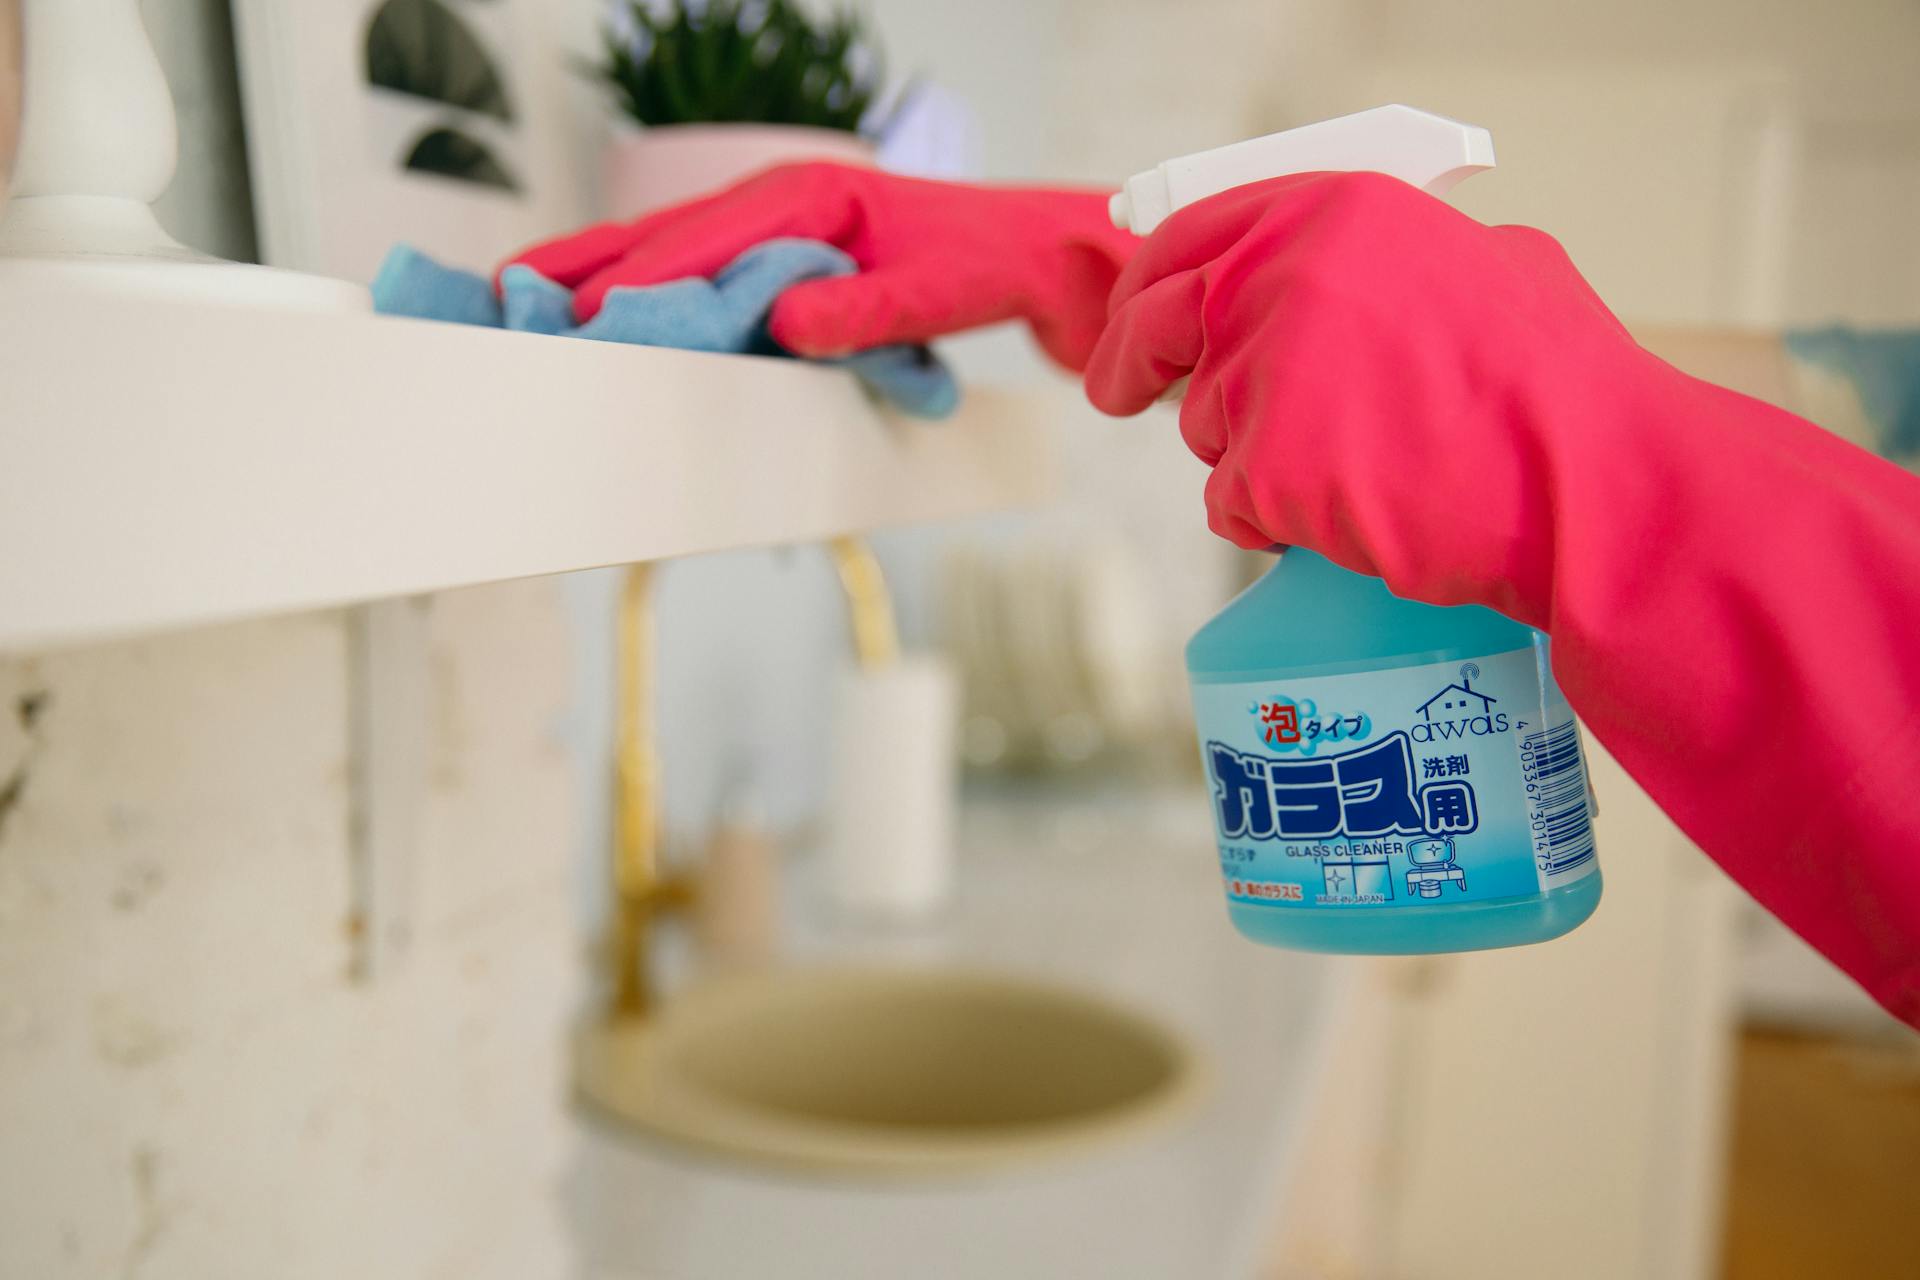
left=1411, top=664, right=1510, bottom=743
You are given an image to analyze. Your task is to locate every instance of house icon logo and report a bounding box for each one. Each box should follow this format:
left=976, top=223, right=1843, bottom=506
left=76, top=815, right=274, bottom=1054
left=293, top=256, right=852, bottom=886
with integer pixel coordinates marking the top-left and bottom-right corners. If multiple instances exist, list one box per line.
left=1411, top=664, right=1510, bottom=741
left=1416, top=664, right=1497, bottom=722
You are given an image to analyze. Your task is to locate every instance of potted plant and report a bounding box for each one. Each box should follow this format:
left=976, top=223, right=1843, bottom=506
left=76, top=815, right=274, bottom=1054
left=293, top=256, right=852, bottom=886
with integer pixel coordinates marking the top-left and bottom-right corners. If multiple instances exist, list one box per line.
left=589, top=0, right=888, bottom=218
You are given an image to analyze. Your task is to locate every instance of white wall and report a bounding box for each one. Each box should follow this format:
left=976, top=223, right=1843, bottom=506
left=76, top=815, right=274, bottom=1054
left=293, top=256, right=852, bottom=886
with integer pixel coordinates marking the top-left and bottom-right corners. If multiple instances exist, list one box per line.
left=1359, top=0, right=1920, bottom=326
left=0, top=582, right=581, bottom=1279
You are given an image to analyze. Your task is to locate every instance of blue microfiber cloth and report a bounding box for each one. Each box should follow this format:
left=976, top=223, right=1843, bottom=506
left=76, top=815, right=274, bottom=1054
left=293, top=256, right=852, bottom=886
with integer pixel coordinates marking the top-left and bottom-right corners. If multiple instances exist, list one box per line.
left=370, top=238, right=958, bottom=419
left=1785, top=325, right=1920, bottom=463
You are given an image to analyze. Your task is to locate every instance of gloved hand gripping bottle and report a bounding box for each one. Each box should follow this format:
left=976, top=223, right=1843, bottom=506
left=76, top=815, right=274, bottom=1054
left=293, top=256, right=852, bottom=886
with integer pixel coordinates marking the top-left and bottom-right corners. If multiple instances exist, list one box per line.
left=1111, top=106, right=1602, bottom=954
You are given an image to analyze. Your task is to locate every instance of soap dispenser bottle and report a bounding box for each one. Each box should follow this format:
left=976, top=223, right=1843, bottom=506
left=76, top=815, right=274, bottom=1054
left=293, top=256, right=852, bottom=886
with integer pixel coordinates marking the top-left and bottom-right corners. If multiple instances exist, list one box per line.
left=1111, top=106, right=1601, bottom=954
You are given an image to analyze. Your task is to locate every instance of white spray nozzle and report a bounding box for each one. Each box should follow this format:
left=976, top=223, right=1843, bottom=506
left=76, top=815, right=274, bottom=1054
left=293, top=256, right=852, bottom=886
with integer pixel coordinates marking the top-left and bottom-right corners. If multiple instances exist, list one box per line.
left=1109, top=103, right=1495, bottom=235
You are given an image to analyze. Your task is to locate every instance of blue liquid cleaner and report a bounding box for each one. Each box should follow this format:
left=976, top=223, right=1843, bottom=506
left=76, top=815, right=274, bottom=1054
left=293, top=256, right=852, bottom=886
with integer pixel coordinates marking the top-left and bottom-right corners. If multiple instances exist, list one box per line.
left=1187, top=550, right=1601, bottom=954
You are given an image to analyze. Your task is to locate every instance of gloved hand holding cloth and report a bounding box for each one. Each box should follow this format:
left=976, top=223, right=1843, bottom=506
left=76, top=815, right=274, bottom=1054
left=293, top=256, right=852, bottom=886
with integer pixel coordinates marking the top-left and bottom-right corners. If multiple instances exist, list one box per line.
left=501, top=162, right=1138, bottom=370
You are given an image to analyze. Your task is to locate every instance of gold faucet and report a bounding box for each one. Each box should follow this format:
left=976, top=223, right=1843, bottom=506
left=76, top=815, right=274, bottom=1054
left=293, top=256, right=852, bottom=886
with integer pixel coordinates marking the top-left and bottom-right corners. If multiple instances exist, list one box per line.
left=607, top=561, right=694, bottom=1019
left=601, top=539, right=900, bottom=1020
left=826, top=535, right=899, bottom=670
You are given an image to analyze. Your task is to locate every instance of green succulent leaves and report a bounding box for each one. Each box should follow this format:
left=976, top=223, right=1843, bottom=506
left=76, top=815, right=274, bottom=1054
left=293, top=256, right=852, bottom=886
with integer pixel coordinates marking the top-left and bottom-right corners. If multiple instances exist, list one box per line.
left=594, top=0, right=883, bottom=133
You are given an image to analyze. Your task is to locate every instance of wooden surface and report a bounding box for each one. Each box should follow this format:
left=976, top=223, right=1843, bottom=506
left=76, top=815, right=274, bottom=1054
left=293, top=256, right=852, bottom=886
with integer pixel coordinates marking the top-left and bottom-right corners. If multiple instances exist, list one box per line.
left=0, top=292, right=1052, bottom=654
left=1719, top=1029, right=1920, bottom=1280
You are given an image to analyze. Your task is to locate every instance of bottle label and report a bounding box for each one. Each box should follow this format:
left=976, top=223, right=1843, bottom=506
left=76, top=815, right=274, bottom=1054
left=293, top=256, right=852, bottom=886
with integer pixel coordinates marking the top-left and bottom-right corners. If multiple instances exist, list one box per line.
left=1191, top=646, right=1595, bottom=909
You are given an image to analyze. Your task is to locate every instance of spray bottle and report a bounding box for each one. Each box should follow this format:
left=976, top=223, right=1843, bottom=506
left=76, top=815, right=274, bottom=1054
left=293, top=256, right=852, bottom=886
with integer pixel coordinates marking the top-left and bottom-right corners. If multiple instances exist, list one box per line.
left=1110, top=106, right=1601, bottom=954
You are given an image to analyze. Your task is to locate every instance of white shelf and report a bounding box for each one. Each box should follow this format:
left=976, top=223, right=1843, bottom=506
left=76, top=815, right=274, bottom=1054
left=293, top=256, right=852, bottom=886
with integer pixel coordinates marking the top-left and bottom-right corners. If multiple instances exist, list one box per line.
left=0, top=293, right=1053, bottom=653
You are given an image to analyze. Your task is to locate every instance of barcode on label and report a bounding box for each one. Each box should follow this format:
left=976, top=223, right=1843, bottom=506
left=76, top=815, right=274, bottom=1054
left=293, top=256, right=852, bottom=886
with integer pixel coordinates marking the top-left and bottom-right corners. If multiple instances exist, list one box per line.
left=1521, top=721, right=1595, bottom=875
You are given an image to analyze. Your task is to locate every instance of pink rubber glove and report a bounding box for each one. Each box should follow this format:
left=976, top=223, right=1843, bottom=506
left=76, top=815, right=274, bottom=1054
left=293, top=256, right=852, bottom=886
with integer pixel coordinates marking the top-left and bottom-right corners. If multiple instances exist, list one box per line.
left=500, top=163, right=1137, bottom=371
left=1086, top=172, right=1920, bottom=1027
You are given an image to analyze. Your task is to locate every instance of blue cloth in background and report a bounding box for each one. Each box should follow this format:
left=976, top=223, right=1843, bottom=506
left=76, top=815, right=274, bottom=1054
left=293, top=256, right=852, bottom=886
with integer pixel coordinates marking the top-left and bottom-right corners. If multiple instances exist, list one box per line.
left=1786, top=325, right=1920, bottom=462
left=370, top=238, right=958, bottom=419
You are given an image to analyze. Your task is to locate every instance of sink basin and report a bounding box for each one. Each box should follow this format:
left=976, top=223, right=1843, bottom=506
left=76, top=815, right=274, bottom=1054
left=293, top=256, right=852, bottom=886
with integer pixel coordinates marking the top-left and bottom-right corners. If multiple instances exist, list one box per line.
left=575, top=966, right=1203, bottom=1176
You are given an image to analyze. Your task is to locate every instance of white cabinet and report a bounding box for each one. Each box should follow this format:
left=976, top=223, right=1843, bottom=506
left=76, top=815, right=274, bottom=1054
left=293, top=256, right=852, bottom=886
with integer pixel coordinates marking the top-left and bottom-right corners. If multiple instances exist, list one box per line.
left=1267, top=744, right=1741, bottom=1280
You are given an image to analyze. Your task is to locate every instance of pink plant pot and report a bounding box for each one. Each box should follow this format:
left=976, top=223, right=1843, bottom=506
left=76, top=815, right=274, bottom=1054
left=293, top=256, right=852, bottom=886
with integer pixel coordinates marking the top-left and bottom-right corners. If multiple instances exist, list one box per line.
left=600, top=122, right=875, bottom=220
